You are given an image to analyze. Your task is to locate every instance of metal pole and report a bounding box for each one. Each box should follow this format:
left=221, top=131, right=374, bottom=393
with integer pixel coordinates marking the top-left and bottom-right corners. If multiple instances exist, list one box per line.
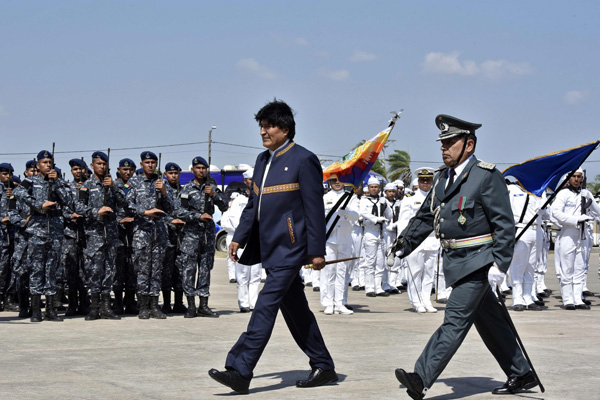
left=208, top=125, right=217, bottom=169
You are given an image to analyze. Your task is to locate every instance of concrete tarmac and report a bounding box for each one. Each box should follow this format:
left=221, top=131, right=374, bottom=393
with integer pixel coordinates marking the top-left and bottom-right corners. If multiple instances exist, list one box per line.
left=1, top=252, right=599, bottom=400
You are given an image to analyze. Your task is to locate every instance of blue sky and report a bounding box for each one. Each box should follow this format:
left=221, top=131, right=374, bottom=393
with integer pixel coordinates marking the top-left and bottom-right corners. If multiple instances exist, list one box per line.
left=1, top=1, right=599, bottom=183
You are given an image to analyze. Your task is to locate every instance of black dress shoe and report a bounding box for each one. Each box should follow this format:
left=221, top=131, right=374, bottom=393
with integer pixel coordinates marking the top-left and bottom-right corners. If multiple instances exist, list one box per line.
left=583, top=290, right=595, bottom=297
left=344, top=304, right=353, bottom=310
left=386, top=288, right=400, bottom=295
left=395, top=369, right=425, bottom=400
left=359, top=286, right=365, bottom=291
left=366, top=292, right=376, bottom=297
left=492, top=371, right=538, bottom=394
left=229, top=279, right=237, bottom=284
left=533, top=299, right=545, bottom=306
left=352, top=285, right=361, bottom=291
left=239, top=307, right=251, bottom=313
left=377, top=292, right=390, bottom=297
left=296, top=367, right=338, bottom=388
left=543, top=288, right=553, bottom=295
left=576, top=304, right=590, bottom=310
left=501, top=289, right=512, bottom=295
left=536, top=291, right=549, bottom=298
left=582, top=298, right=592, bottom=305
left=527, top=303, right=543, bottom=311
left=512, top=304, right=525, bottom=311
left=208, top=368, right=250, bottom=394
left=565, top=304, right=576, bottom=310
left=313, top=287, right=320, bottom=292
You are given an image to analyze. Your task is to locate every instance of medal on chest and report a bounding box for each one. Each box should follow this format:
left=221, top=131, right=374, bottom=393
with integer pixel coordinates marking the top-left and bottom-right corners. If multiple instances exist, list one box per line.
left=458, top=196, right=467, bottom=225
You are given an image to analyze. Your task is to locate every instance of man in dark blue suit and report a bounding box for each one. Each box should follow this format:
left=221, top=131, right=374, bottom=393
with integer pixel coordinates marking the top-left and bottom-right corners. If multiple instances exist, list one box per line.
left=209, top=100, right=337, bottom=394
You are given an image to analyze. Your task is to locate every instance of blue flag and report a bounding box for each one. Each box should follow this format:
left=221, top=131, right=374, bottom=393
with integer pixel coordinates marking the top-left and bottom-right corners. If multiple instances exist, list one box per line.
left=502, top=141, right=599, bottom=196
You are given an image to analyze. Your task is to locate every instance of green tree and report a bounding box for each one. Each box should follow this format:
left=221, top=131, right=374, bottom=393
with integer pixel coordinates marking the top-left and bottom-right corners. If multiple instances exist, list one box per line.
left=586, top=173, right=600, bottom=195
left=387, top=150, right=412, bottom=186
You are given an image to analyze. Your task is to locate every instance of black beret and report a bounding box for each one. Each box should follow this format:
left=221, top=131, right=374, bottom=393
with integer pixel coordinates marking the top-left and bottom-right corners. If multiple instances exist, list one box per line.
left=140, top=151, right=158, bottom=161
left=37, top=150, right=53, bottom=161
left=69, top=158, right=85, bottom=168
left=91, top=151, right=108, bottom=162
left=165, top=162, right=181, bottom=172
left=192, top=156, right=208, bottom=167
left=119, top=158, right=135, bottom=168
left=26, top=160, right=36, bottom=169
left=0, top=163, right=14, bottom=173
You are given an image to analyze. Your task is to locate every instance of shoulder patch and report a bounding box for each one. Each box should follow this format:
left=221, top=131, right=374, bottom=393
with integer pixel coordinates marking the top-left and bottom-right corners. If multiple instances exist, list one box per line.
left=405, top=192, right=415, bottom=197
left=435, top=165, right=448, bottom=173
left=477, top=160, right=496, bottom=170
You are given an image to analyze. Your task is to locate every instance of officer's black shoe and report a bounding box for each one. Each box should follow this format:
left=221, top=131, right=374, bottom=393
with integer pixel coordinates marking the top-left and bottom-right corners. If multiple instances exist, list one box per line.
left=44, top=295, right=63, bottom=322
left=366, top=292, right=376, bottom=297
left=565, top=304, right=576, bottom=310
left=85, top=293, right=101, bottom=321
left=377, top=291, right=390, bottom=297
left=198, top=296, right=219, bottom=318
left=512, top=304, right=526, bottom=311
left=240, top=307, right=251, bottom=313
left=395, top=369, right=425, bottom=400
left=582, top=298, right=592, bottom=306
left=172, top=291, right=187, bottom=313
left=296, top=367, right=338, bottom=388
left=184, top=296, right=196, bottom=318
left=398, top=284, right=407, bottom=291
left=229, top=279, right=237, bottom=284
left=387, top=288, right=400, bottom=295
left=359, top=286, right=365, bottom=291
left=112, top=289, right=124, bottom=315
left=527, top=303, right=543, bottom=311
left=18, top=291, right=30, bottom=319
left=30, top=294, right=43, bottom=323
left=305, top=282, right=313, bottom=287
left=100, top=294, right=121, bottom=320
left=344, top=304, right=353, bottom=310
left=492, top=371, right=538, bottom=394
left=536, top=291, right=549, bottom=298
left=138, top=294, right=150, bottom=319
left=124, top=290, right=139, bottom=315
left=65, top=290, right=78, bottom=317
left=208, top=368, right=250, bottom=394
left=352, top=285, right=361, bottom=291
left=534, top=299, right=545, bottom=306
left=313, top=287, right=320, bottom=292
left=149, top=296, right=167, bottom=319
left=583, top=290, right=595, bottom=297
left=161, top=290, right=172, bottom=314
left=543, top=288, right=553, bottom=295
left=576, top=304, right=591, bottom=310
left=77, top=289, right=90, bottom=316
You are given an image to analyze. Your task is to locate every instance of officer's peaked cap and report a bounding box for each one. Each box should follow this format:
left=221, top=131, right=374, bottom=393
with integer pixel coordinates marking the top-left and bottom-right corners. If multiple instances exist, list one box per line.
left=415, top=167, right=434, bottom=178
left=435, top=114, right=482, bottom=141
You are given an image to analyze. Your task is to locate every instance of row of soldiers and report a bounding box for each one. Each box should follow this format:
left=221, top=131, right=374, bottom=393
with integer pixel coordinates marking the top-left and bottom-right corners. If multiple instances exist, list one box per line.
left=0, top=150, right=227, bottom=322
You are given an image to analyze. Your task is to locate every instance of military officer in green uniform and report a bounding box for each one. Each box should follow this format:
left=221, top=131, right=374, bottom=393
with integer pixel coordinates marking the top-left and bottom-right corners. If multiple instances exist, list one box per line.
left=393, top=115, right=539, bottom=399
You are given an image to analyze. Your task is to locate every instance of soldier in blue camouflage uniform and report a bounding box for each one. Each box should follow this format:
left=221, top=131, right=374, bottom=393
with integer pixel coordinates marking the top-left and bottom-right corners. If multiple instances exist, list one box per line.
left=8, top=162, right=36, bottom=318
left=175, top=156, right=227, bottom=318
left=0, top=164, right=12, bottom=312
left=126, top=151, right=173, bottom=319
left=161, top=162, right=187, bottom=314
left=14, top=150, right=75, bottom=322
left=76, top=151, right=124, bottom=320
left=113, top=158, right=138, bottom=314
left=61, top=158, right=88, bottom=316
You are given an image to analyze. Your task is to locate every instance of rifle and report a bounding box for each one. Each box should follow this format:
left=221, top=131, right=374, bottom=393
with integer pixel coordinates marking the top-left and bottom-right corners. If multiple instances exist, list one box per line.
left=581, top=194, right=591, bottom=241
left=47, top=143, right=56, bottom=234
left=102, top=148, right=111, bottom=239
left=155, top=153, right=162, bottom=210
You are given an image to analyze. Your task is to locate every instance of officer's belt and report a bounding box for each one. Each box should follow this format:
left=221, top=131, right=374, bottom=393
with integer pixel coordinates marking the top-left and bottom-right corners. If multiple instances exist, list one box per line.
left=440, top=233, right=493, bottom=250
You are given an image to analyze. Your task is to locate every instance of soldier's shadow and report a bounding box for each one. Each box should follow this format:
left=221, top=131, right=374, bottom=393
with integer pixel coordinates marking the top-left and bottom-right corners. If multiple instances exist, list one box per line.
left=0, top=315, right=30, bottom=324
left=425, top=376, right=543, bottom=399
left=248, top=369, right=345, bottom=394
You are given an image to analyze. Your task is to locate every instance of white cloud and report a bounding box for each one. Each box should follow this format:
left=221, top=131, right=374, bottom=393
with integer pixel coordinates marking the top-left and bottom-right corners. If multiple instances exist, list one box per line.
left=424, top=51, right=533, bottom=79
left=564, top=90, right=587, bottom=105
left=350, top=50, right=376, bottom=62
left=236, top=58, right=276, bottom=80
left=317, top=68, right=350, bottom=81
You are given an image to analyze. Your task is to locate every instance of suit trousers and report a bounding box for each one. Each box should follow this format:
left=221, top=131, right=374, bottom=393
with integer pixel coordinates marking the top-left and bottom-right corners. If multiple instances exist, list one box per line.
left=414, top=267, right=530, bottom=389
left=225, top=264, right=335, bottom=380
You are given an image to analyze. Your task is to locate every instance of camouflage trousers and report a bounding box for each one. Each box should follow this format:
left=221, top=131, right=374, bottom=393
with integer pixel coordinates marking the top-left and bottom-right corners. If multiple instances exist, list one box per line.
left=27, top=234, right=63, bottom=295
left=176, top=225, right=215, bottom=297
left=61, top=236, right=86, bottom=291
left=84, top=241, right=117, bottom=295
left=0, top=243, right=10, bottom=295
left=115, top=227, right=136, bottom=291
left=133, top=229, right=166, bottom=296
left=11, top=231, right=29, bottom=293
left=162, top=228, right=183, bottom=291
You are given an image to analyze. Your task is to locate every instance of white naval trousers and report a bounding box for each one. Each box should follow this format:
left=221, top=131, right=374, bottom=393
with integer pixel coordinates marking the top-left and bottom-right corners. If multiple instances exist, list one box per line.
left=321, top=243, right=351, bottom=308
left=405, top=248, right=437, bottom=308
left=509, top=228, right=537, bottom=306
left=555, top=227, right=587, bottom=306
left=234, top=244, right=262, bottom=309
left=534, top=226, right=550, bottom=295
left=226, top=233, right=237, bottom=281
left=363, top=231, right=386, bottom=294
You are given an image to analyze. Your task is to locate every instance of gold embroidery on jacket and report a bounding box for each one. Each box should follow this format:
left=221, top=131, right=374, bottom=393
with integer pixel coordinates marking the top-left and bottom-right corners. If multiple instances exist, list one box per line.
left=276, top=142, right=295, bottom=157
left=262, top=182, right=300, bottom=194
left=287, top=217, right=295, bottom=244
left=253, top=182, right=259, bottom=196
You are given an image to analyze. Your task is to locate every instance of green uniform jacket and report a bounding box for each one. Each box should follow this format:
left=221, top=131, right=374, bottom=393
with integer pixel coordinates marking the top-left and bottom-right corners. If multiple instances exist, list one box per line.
left=399, top=156, right=515, bottom=287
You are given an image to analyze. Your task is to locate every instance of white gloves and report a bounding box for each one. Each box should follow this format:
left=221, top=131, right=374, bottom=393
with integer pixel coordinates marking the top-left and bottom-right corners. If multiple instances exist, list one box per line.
left=536, top=208, right=549, bottom=220
left=577, top=215, right=594, bottom=223
left=337, top=209, right=348, bottom=219
left=488, top=265, right=506, bottom=287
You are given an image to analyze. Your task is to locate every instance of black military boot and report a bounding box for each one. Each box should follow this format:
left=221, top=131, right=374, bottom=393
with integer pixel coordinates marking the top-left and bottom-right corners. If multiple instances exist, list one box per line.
left=149, top=296, right=167, bottom=319
left=124, top=290, right=139, bottom=314
left=113, top=289, right=124, bottom=315
left=198, top=296, right=219, bottom=318
left=0, top=294, right=5, bottom=311
left=54, top=288, right=66, bottom=311
left=44, top=295, right=64, bottom=321
left=161, top=290, right=172, bottom=314
left=65, top=290, right=78, bottom=317
left=77, top=289, right=90, bottom=316
left=18, top=291, right=30, bottom=318
left=100, top=293, right=121, bottom=320
left=6, top=292, right=20, bottom=312
left=138, top=294, right=150, bottom=319
left=173, top=291, right=188, bottom=313
left=184, top=296, right=196, bottom=318
left=30, top=294, right=43, bottom=322
left=85, top=293, right=101, bottom=321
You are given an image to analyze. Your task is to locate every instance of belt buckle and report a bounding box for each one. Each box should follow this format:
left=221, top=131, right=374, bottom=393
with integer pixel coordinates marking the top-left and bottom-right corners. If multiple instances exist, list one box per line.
left=441, top=238, right=456, bottom=250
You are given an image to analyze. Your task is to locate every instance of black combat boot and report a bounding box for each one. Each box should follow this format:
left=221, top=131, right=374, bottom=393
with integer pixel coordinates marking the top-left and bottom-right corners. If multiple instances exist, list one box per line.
left=100, top=293, right=120, bottom=320
left=173, top=291, right=188, bottom=313
left=0, top=294, right=5, bottom=311
left=30, top=294, right=43, bottom=322
left=54, top=288, right=66, bottom=311
left=124, top=290, right=139, bottom=314
left=184, top=296, right=196, bottom=318
left=18, top=291, right=30, bottom=318
left=113, top=289, right=124, bottom=315
left=149, top=296, right=167, bottom=319
left=198, top=296, right=219, bottom=318
left=138, top=294, right=150, bottom=319
left=77, top=289, right=90, bottom=316
left=44, top=295, right=63, bottom=321
left=65, top=290, right=78, bottom=317
left=85, top=293, right=101, bottom=321
left=161, top=290, right=172, bottom=314
left=6, top=292, right=20, bottom=312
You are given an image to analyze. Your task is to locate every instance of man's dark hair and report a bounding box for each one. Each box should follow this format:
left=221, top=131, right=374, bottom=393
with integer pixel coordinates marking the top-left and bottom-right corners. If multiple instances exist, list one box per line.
left=254, top=98, right=296, bottom=140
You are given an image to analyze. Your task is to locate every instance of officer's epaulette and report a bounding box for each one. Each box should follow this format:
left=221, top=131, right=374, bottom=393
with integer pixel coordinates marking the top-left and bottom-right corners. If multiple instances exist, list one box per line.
left=477, top=160, right=496, bottom=170
left=405, top=192, right=415, bottom=197
left=21, top=178, right=32, bottom=189
left=435, top=165, right=447, bottom=173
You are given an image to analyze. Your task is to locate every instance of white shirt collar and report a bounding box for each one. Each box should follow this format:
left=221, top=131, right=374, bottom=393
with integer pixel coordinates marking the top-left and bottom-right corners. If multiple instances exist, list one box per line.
left=449, top=154, right=474, bottom=178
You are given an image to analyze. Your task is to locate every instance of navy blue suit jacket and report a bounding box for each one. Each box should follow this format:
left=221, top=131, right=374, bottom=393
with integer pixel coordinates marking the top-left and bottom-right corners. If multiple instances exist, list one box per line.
left=233, top=141, right=326, bottom=268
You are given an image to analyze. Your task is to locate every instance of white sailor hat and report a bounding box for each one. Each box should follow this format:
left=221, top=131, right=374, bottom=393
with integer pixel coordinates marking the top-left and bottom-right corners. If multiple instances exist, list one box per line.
left=367, top=176, right=380, bottom=186
left=384, top=183, right=396, bottom=191
left=394, top=180, right=405, bottom=188
left=242, top=168, right=254, bottom=179
left=411, top=178, right=419, bottom=187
